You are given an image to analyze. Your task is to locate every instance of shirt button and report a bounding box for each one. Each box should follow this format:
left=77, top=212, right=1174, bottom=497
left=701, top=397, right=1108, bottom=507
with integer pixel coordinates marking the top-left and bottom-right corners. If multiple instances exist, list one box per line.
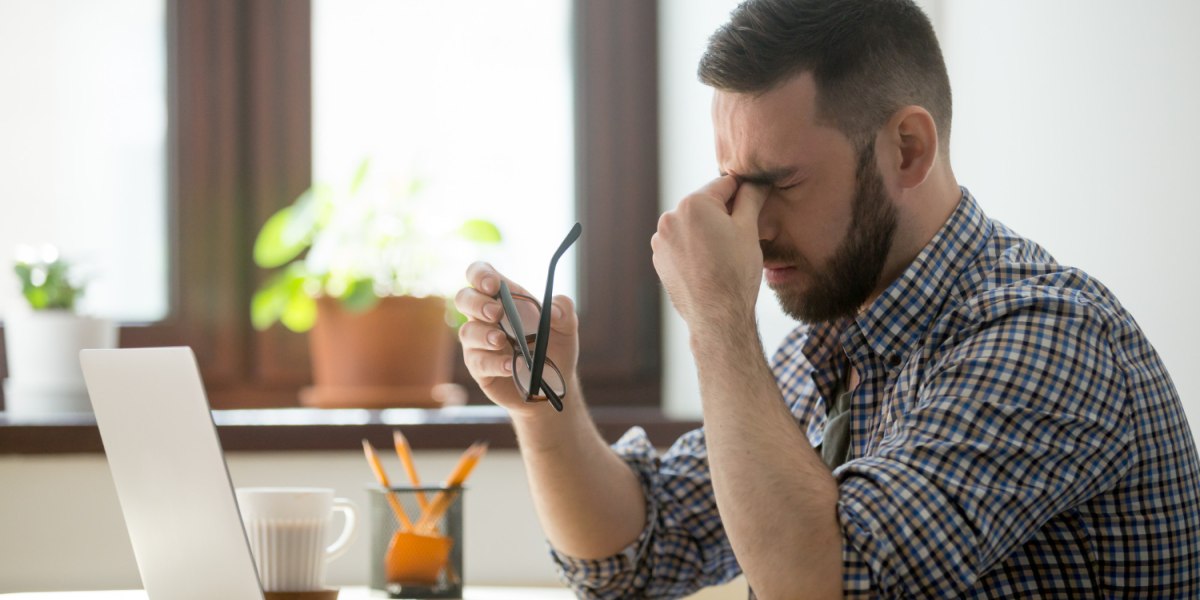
left=888, top=355, right=902, bottom=367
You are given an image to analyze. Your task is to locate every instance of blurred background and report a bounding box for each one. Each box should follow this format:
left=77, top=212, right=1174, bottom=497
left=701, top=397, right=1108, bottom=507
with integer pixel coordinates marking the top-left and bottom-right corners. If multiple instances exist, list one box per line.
left=2, top=0, right=1198, bottom=597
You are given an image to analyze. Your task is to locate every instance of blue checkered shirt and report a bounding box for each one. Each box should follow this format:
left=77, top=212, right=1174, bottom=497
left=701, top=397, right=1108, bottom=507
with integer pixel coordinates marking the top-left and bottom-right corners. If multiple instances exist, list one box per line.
left=549, top=188, right=1200, bottom=598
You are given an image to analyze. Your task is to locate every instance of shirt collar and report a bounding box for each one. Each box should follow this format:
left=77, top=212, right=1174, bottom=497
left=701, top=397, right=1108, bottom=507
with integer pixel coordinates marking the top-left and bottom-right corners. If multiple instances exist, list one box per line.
left=801, top=187, right=991, bottom=375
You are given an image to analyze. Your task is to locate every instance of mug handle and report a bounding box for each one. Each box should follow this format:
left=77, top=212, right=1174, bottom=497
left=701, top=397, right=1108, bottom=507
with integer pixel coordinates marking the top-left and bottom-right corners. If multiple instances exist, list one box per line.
left=326, top=498, right=358, bottom=562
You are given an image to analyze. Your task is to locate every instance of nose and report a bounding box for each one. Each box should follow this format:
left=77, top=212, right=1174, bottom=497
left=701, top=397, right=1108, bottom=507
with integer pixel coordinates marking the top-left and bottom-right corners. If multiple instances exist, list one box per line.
left=756, top=192, right=780, bottom=243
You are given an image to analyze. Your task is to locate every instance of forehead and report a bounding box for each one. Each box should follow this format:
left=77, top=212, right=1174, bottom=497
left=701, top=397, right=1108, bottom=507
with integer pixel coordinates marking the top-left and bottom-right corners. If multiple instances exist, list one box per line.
left=712, top=73, right=849, bottom=174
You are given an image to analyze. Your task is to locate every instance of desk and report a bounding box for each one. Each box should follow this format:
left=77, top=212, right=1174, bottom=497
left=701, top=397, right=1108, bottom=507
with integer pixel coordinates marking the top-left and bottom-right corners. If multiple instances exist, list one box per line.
left=0, top=588, right=574, bottom=599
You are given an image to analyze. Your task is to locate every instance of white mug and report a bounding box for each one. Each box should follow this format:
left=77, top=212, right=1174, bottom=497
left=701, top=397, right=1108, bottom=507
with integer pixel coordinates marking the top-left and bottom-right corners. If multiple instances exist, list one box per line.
left=235, top=487, right=358, bottom=592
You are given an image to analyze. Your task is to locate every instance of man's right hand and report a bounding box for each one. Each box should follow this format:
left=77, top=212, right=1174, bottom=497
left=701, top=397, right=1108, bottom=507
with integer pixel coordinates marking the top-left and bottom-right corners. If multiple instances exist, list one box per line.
left=454, top=261, right=581, bottom=416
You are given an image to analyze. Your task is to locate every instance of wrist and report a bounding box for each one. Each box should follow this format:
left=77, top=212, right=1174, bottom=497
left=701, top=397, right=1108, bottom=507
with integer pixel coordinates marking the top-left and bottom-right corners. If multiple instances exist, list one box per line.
left=507, top=375, right=584, bottom=425
left=510, top=390, right=592, bottom=456
left=687, top=310, right=759, bottom=354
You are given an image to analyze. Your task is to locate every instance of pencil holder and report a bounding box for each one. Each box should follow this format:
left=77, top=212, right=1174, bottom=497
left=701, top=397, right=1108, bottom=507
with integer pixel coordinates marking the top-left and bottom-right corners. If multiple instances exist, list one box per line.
left=367, top=485, right=464, bottom=599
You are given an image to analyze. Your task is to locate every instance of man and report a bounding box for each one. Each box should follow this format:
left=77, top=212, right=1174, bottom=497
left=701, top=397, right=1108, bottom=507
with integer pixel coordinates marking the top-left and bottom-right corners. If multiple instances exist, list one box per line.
left=455, top=0, right=1200, bottom=597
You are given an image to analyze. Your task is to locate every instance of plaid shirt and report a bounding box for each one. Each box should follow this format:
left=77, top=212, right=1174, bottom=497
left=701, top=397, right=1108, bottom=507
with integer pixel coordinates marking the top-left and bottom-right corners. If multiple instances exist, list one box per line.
left=550, top=189, right=1200, bottom=598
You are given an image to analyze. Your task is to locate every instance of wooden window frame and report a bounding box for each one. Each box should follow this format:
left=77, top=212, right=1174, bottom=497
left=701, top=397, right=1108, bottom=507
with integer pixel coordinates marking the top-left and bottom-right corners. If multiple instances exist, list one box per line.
left=0, top=0, right=661, bottom=411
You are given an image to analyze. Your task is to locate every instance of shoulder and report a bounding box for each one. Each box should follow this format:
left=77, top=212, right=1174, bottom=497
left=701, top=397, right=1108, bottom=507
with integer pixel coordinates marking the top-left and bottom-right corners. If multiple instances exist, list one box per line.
left=920, top=224, right=1135, bottom=409
left=937, top=219, right=1127, bottom=344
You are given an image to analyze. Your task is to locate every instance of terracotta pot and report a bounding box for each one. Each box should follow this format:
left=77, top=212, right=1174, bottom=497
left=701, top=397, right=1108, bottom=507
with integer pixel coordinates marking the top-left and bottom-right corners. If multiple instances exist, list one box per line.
left=300, top=296, right=465, bottom=409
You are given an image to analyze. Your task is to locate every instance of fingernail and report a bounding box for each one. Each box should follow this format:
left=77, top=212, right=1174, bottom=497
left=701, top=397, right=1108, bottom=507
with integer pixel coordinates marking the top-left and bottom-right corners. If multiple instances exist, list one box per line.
left=487, top=331, right=504, bottom=347
left=484, top=303, right=501, bottom=321
left=482, top=277, right=497, bottom=294
left=503, top=360, right=513, bottom=373
left=552, top=305, right=563, bottom=320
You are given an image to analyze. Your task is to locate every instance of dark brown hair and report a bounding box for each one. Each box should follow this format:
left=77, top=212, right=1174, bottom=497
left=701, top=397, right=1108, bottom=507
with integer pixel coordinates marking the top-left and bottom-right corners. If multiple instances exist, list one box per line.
left=699, top=0, right=952, bottom=149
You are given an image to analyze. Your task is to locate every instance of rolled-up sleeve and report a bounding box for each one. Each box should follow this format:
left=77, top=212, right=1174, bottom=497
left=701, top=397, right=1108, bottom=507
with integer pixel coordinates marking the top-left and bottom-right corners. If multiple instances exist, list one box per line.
left=835, top=295, right=1136, bottom=597
left=550, top=425, right=743, bottom=599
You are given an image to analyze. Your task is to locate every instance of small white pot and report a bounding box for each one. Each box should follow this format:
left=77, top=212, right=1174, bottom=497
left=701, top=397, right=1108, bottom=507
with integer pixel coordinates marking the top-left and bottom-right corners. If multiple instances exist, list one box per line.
left=3, top=310, right=118, bottom=417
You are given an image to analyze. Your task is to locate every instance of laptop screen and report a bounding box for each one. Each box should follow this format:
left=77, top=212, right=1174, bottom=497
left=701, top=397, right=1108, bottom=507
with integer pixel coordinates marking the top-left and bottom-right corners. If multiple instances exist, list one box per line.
left=80, top=347, right=264, bottom=599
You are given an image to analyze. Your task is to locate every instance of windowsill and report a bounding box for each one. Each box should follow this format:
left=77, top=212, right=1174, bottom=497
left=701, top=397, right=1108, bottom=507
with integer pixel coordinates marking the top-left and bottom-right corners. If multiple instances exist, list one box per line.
left=0, top=405, right=701, bottom=454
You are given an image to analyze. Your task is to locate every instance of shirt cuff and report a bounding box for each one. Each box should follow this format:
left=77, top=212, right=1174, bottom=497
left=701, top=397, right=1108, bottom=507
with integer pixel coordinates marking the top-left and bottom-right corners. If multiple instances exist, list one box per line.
left=839, top=500, right=882, bottom=597
left=547, top=426, right=661, bottom=597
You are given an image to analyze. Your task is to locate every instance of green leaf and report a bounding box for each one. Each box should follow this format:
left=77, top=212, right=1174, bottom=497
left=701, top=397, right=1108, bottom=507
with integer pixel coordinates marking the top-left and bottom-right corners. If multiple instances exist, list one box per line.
left=280, top=290, right=318, bottom=333
left=253, top=184, right=331, bottom=268
left=349, top=158, right=371, bottom=195
left=251, top=279, right=289, bottom=330
left=445, top=298, right=468, bottom=330
left=458, top=219, right=502, bottom=244
left=26, top=288, right=48, bottom=310
left=406, top=178, right=425, bottom=197
left=340, top=279, right=380, bottom=313
left=254, top=207, right=304, bottom=268
left=251, top=264, right=311, bottom=330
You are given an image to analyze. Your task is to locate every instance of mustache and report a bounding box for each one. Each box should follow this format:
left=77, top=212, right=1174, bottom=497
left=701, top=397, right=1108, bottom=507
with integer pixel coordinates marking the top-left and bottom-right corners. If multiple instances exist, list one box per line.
left=760, top=240, right=813, bottom=273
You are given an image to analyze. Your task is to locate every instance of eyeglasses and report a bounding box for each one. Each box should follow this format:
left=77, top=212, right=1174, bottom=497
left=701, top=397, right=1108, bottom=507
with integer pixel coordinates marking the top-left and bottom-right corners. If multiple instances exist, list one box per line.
left=494, top=223, right=581, bottom=412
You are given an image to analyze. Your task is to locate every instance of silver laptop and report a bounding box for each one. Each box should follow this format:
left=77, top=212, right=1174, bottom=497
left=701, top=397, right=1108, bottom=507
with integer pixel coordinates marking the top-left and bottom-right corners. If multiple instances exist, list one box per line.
left=80, top=347, right=264, bottom=599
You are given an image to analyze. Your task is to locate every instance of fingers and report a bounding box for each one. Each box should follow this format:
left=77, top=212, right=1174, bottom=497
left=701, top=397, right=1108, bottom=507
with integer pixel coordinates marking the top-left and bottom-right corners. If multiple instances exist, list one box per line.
left=731, top=181, right=768, bottom=228
left=458, top=319, right=508, bottom=351
left=549, top=295, right=578, bottom=335
left=455, top=286, right=504, bottom=323
left=460, top=320, right=514, bottom=379
left=464, top=261, right=502, bottom=296
left=460, top=262, right=545, bottom=324
left=464, top=261, right=533, bottom=297
left=694, top=174, right=740, bottom=207
left=463, top=345, right=513, bottom=379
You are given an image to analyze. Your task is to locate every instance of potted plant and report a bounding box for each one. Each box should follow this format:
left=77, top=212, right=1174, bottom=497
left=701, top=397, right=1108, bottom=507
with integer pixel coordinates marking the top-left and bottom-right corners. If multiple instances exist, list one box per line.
left=251, top=160, right=500, bottom=409
left=3, top=245, right=118, bottom=417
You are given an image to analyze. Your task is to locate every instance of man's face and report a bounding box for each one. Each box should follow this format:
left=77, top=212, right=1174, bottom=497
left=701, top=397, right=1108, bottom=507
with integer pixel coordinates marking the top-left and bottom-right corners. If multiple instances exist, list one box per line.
left=713, top=73, right=898, bottom=324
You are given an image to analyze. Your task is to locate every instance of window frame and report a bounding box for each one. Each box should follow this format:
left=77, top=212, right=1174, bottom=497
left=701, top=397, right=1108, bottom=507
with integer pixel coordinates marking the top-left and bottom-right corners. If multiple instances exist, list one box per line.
left=0, top=0, right=661, bottom=411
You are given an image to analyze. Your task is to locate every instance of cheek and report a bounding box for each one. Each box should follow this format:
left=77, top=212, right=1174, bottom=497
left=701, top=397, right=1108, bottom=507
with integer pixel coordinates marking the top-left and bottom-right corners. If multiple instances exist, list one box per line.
left=762, top=188, right=852, bottom=263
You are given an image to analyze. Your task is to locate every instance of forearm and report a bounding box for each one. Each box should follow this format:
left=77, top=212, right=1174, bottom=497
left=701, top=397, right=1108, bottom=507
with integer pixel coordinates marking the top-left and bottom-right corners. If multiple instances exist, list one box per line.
left=692, top=322, right=842, bottom=599
left=512, top=383, right=647, bottom=559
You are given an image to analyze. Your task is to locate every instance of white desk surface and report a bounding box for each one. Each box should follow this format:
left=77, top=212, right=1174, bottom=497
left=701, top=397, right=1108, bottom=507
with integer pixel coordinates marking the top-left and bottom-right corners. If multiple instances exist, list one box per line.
left=0, top=588, right=574, bottom=599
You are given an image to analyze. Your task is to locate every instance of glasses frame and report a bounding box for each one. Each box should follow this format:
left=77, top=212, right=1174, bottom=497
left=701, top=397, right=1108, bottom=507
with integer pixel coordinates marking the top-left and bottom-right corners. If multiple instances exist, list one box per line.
left=493, top=223, right=581, bottom=412
left=496, top=291, right=568, bottom=406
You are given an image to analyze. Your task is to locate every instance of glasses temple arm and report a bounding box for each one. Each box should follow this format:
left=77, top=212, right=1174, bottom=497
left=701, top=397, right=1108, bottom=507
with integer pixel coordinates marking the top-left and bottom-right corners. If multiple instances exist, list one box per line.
left=528, top=223, right=582, bottom=412
left=498, top=281, right=534, bottom=368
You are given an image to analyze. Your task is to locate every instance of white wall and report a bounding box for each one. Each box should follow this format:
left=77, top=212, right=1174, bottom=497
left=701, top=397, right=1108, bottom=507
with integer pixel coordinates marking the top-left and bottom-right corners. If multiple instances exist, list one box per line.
left=0, top=450, right=556, bottom=592
left=937, top=0, right=1200, bottom=424
left=0, top=450, right=747, bottom=599
left=659, top=1, right=1200, bottom=430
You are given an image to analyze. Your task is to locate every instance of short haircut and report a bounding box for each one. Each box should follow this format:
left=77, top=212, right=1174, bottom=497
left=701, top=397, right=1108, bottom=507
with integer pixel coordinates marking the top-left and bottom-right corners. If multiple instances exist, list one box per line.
left=699, top=0, right=952, bottom=150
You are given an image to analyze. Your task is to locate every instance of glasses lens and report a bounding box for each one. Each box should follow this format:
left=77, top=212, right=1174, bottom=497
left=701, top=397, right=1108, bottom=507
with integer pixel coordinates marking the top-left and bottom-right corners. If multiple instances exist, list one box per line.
left=498, top=296, right=541, bottom=343
left=512, top=355, right=566, bottom=400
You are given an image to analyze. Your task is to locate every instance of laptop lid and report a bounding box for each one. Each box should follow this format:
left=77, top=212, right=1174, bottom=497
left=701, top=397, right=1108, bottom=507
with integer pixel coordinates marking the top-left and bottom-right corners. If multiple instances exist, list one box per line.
left=80, top=347, right=263, bottom=599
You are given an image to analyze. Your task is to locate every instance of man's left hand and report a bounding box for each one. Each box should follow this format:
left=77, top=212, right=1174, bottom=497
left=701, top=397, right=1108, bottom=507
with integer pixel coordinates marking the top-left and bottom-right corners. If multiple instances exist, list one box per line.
left=651, top=175, right=768, bottom=331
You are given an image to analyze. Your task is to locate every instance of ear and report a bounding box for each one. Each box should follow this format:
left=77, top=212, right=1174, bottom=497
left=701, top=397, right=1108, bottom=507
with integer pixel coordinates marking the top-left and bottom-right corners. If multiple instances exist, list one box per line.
left=878, top=106, right=939, bottom=190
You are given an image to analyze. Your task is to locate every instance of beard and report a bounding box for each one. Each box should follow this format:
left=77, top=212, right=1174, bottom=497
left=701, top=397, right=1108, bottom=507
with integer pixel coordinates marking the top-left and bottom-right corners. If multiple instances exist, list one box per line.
left=763, top=144, right=899, bottom=324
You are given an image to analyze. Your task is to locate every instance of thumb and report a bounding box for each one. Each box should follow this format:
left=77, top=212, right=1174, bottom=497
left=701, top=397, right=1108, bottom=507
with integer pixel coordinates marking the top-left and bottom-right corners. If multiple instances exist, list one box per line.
left=548, top=295, right=578, bottom=335
left=731, top=182, right=768, bottom=229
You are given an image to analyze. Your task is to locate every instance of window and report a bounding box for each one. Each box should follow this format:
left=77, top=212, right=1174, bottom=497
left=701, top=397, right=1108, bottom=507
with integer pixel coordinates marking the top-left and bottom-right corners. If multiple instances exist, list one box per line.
left=0, top=0, right=662, bottom=411
left=311, top=0, right=577, bottom=298
left=0, top=0, right=168, bottom=322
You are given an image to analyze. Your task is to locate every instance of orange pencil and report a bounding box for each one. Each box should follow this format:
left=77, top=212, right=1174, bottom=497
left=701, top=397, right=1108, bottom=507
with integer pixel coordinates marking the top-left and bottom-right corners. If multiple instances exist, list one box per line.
left=393, top=430, right=430, bottom=512
left=362, top=439, right=415, bottom=531
left=414, top=443, right=487, bottom=533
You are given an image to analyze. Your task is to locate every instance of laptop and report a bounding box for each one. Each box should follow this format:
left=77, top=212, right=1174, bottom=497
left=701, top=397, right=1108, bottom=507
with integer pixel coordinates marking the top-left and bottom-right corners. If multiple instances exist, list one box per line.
left=80, top=347, right=264, bottom=599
